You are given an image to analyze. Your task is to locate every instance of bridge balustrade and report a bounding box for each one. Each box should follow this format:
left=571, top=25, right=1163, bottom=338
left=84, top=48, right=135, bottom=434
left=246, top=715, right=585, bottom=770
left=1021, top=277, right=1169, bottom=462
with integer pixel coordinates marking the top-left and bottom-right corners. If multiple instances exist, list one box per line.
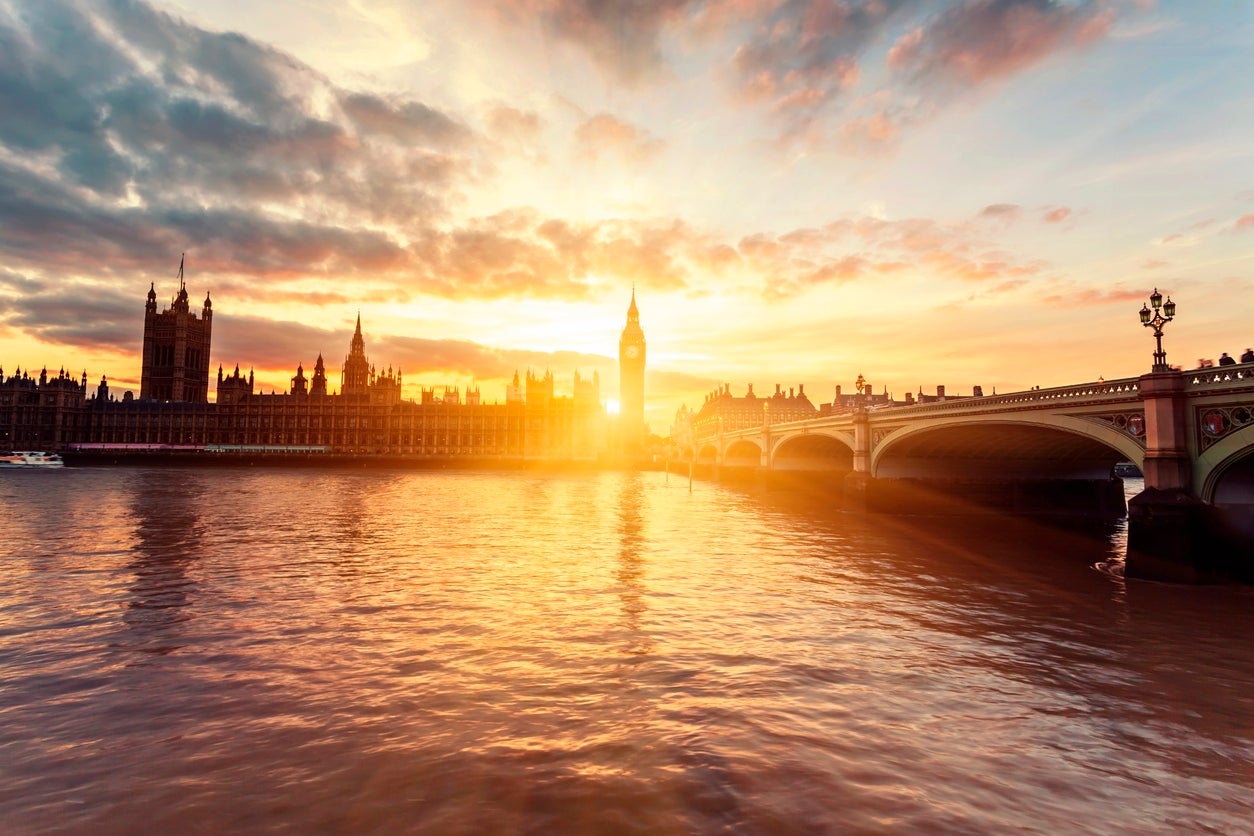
left=1187, top=366, right=1254, bottom=389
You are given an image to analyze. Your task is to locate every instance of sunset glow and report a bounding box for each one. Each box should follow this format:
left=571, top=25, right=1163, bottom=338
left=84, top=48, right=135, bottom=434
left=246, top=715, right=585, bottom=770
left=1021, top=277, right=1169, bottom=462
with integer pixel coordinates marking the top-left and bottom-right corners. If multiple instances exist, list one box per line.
left=1, top=1, right=1251, bottom=433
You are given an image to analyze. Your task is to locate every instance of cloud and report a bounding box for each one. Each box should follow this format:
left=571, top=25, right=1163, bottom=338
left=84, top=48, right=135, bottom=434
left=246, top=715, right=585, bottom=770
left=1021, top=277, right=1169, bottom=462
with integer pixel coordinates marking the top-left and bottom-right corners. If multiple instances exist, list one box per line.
left=836, top=112, right=902, bottom=156
left=979, top=202, right=1022, bottom=220
left=338, top=92, right=471, bottom=147
left=1043, top=206, right=1071, bottom=223
left=1156, top=231, right=1197, bottom=247
left=741, top=212, right=1044, bottom=297
left=887, top=0, right=1115, bottom=89
left=0, top=0, right=475, bottom=279
left=573, top=113, right=665, bottom=164
left=0, top=278, right=146, bottom=357
left=484, top=103, right=546, bottom=160
left=729, top=0, right=909, bottom=135
left=1039, top=285, right=1149, bottom=307
left=1234, top=214, right=1254, bottom=232
left=470, top=0, right=697, bottom=82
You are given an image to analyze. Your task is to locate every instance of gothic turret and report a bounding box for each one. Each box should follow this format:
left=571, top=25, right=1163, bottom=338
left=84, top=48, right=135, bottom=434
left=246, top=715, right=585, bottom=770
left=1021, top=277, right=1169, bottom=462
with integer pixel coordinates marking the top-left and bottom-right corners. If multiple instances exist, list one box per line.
left=292, top=362, right=308, bottom=397
left=311, top=354, right=328, bottom=397
left=342, top=315, right=370, bottom=397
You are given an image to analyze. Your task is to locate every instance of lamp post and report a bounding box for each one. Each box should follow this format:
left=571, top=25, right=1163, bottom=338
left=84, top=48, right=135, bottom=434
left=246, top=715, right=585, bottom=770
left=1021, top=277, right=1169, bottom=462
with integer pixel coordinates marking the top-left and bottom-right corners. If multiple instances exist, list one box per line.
left=1138, top=288, right=1176, bottom=373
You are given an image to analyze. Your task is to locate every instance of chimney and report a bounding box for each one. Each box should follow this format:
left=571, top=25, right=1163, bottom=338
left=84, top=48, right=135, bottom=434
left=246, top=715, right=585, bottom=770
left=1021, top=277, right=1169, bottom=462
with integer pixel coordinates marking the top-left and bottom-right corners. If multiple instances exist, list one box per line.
left=937, top=385, right=946, bottom=399
left=905, top=391, right=914, bottom=404
left=798, top=383, right=805, bottom=396
left=835, top=384, right=842, bottom=398
left=973, top=385, right=983, bottom=397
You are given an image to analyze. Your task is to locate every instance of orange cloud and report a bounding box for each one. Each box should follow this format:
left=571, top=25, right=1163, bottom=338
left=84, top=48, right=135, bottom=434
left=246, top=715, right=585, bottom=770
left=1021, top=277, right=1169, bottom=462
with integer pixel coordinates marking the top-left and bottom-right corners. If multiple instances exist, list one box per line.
left=837, top=112, right=901, bottom=156
left=573, top=113, right=664, bottom=163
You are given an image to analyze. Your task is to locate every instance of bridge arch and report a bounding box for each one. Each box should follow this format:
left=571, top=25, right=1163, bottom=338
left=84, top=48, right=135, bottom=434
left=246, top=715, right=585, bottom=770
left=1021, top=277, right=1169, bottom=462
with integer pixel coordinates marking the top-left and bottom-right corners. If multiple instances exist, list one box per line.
left=770, top=431, right=855, bottom=471
left=1197, top=424, right=1254, bottom=504
left=870, top=414, right=1143, bottom=480
left=724, top=439, right=763, bottom=468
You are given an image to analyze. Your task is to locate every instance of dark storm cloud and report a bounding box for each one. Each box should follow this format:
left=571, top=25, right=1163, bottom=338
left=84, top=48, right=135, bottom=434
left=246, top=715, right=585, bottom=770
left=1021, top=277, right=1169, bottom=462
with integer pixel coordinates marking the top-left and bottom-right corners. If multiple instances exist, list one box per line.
left=0, top=0, right=473, bottom=280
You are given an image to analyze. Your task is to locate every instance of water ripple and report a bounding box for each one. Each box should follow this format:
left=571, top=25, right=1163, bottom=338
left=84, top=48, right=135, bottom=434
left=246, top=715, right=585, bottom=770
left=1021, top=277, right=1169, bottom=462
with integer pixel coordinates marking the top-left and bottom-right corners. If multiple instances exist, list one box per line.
left=0, top=468, right=1250, bottom=833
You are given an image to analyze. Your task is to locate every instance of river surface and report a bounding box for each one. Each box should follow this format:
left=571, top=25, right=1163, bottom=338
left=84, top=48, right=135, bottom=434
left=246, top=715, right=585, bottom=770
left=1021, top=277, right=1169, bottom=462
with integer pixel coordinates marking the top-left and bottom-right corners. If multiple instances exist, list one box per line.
left=1, top=467, right=1251, bottom=834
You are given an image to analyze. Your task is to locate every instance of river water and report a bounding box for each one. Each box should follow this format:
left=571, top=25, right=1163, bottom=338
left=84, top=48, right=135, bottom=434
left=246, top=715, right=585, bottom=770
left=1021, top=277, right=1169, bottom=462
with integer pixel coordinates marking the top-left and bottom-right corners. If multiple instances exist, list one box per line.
left=1, top=467, right=1251, bottom=833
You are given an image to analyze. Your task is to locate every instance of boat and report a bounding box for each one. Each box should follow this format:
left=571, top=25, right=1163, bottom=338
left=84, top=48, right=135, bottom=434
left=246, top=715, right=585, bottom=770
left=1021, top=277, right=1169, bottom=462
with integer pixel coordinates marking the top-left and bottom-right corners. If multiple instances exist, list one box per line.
left=0, top=451, right=65, bottom=468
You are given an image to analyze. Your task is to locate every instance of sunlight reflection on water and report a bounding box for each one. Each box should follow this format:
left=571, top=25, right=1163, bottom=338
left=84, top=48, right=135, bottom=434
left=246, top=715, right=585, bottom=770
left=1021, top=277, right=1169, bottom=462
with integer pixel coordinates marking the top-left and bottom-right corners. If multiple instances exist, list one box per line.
left=0, top=468, right=1250, bottom=833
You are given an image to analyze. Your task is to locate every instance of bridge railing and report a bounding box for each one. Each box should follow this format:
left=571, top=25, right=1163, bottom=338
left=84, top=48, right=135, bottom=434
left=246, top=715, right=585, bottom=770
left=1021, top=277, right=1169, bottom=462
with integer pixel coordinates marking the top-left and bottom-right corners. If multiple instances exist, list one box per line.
left=1186, top=363, right=1254, bottom=391
left=871, top=377, right=1143, bottom=418
left=698, top=367, right=1254, bottom=443
left=701, top=378, right=1147, bottom=441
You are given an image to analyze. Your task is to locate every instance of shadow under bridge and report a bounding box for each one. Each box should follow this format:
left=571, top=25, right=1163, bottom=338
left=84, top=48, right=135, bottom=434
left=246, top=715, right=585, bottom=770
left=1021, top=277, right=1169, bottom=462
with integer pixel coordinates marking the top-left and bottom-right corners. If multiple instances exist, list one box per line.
left=771, top=433, right=854, bottom=472
left=868, top=422, right=1132, bottom=517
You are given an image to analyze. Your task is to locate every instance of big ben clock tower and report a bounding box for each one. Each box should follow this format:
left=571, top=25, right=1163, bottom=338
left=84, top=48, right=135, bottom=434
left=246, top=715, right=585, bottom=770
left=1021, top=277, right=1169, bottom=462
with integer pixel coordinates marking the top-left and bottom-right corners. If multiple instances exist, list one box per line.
left=618, top=288, right=646, bottom=457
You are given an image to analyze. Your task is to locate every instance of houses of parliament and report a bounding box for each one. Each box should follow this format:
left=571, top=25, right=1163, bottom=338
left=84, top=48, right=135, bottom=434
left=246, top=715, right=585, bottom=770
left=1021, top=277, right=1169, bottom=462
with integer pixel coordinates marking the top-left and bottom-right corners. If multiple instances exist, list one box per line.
left=0, top=271, right=648, bottom=463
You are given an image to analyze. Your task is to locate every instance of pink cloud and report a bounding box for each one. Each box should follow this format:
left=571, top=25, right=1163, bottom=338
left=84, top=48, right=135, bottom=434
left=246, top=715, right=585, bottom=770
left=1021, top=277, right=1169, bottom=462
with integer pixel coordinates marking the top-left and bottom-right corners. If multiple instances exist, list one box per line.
left=836, top=112, right=901, bottom=156
left=1043, top=206, right=1071, bottom=223
left=887, top=0, right=1116, bottom=88
left=573, top=113, right=664, bottom=163
left=1234, top=214, right=1254, bottom=231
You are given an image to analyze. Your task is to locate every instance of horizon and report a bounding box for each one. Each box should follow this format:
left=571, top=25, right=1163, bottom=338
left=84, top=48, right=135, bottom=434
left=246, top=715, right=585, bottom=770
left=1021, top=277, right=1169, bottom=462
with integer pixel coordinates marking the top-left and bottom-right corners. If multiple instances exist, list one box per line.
left=2, top=1, right=1252, bottom=433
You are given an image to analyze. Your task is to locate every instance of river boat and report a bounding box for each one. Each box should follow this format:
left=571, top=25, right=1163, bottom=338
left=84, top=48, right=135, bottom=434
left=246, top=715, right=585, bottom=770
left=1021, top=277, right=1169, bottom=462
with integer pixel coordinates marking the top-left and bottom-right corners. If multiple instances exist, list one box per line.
left=0, top=451, right=65, bottom=468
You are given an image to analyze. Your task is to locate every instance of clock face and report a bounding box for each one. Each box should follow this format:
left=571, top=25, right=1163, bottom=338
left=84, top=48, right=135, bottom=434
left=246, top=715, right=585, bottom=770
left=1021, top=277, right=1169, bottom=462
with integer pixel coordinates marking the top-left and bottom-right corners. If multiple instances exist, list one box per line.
left=625, top=345, right=640, bottom=360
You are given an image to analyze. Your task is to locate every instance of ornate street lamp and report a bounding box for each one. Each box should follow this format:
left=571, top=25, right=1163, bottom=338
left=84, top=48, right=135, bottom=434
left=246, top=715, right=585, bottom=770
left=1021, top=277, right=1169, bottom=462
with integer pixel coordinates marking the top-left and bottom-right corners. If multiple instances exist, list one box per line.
left=1139, top=288, right=1176, bottom=373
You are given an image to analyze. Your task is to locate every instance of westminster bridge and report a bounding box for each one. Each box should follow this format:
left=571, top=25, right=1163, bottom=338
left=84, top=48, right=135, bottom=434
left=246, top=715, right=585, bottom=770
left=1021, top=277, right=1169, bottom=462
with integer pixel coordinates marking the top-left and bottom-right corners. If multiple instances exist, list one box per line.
left=689, top=365, right=1254, bottom=583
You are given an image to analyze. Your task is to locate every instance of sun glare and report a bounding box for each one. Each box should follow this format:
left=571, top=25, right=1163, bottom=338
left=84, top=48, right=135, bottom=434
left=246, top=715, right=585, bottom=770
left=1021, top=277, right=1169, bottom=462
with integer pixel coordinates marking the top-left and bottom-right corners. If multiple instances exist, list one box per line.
left=604, top=398, right=620, bottom=415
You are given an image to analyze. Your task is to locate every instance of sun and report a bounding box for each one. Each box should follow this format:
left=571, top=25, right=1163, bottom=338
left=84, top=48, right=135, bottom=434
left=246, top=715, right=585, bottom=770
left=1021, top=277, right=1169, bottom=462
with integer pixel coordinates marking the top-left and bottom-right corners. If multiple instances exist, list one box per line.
left=604, top=398, right=621, bottom=415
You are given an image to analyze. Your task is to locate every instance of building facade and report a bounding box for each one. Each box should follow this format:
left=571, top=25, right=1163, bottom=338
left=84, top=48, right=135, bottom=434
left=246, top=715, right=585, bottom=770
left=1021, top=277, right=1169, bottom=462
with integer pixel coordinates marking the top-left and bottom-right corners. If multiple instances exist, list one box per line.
left=140, top=257, right=212, bottom=403
left=2, top=285, right=607, bottom=462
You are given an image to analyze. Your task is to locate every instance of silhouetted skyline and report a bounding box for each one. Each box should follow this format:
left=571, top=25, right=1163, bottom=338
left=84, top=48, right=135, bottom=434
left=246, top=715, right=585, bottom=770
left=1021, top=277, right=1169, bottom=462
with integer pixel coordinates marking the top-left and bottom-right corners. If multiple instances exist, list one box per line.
left=1, top=1, right=1251, bottom=430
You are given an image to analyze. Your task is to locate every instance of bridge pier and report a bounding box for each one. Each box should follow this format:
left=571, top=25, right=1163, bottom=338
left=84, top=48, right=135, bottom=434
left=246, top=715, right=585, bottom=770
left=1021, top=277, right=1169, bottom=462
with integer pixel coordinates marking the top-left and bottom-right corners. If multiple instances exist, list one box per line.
left=843, top=471, right=872, bottom=512
left=843, top=406, right=873, bottom=511
left=1127, top=490, right=1219, bottom=582
left=1124, top=370, right=1231, bottom=582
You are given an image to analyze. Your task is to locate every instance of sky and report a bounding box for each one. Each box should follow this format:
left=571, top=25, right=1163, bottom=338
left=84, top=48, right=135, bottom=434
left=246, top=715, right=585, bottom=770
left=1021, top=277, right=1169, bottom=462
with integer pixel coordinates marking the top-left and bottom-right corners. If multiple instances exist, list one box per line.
left=1, top=0, right=1252, bottom=433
